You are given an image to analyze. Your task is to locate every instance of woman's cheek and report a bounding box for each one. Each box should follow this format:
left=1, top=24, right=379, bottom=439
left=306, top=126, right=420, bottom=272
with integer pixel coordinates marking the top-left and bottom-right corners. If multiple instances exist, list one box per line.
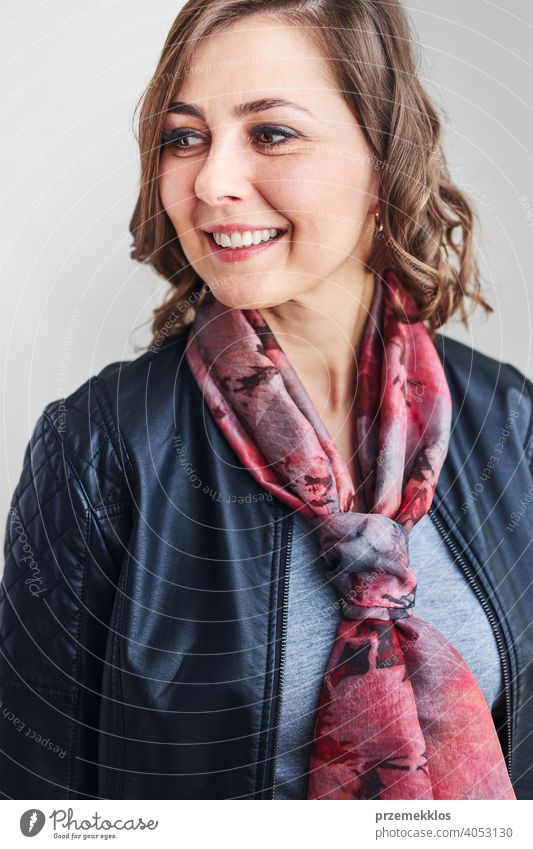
left=159, top=159, right=192, bottom=218
left=257, top=152, right=308, bottom=205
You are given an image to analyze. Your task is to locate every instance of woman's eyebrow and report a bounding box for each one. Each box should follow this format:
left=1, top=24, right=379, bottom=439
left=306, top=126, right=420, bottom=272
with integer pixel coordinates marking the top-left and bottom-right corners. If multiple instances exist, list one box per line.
left=167, top=97, right=317, bottom=120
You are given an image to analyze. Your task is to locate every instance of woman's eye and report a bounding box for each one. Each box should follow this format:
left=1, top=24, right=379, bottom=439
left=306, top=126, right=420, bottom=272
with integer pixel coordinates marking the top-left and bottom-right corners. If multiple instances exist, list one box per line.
left=160, top=129, right=204, bottom=151
left=160, top=124, right=299, bottom=154
left=250, top=125, right=298, bottom=149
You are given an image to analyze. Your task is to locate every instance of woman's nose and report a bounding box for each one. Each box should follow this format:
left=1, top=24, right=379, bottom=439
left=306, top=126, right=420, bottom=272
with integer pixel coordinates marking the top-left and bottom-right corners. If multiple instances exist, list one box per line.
left=194, top=140, right=253, bottom=206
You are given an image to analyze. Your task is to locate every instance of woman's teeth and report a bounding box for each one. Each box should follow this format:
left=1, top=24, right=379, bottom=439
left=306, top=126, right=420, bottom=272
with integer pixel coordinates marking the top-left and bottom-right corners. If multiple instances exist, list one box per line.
left=212, top=228, right=280, bottom=248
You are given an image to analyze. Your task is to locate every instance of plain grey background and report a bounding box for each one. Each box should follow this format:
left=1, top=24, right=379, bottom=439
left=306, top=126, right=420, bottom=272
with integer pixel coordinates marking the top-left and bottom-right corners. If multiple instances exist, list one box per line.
left=2, top=0, right=533, bottom=528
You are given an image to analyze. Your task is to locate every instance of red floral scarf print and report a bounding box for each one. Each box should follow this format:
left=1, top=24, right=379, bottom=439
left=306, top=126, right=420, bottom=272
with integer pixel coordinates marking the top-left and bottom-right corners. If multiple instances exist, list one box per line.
left=185, top=269, right=515, bottom=800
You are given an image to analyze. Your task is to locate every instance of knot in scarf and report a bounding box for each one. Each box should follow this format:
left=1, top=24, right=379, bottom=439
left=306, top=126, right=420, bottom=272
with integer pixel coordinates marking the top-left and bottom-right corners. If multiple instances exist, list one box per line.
left=312, top=512, right=414, bottom=621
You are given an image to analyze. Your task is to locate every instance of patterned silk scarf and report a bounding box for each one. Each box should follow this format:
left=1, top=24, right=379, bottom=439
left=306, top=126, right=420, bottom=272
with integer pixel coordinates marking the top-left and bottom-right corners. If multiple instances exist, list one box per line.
left=185, top=268, right=515, bottom=800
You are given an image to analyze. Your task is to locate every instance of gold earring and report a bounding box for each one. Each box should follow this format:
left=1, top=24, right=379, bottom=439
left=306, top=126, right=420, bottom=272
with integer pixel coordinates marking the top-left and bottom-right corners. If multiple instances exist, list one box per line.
left=374, top=211, right=383, bottom=233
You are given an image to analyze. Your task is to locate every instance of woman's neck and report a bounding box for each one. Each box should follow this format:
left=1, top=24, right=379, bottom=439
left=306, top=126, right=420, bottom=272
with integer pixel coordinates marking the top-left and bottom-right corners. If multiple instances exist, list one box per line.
left=259, top=268, right=375, bottom=416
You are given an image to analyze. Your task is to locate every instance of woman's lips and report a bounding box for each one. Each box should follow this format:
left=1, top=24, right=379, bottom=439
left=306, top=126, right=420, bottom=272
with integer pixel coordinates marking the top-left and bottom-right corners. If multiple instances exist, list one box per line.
left=204, top=230, right=286, bottom=263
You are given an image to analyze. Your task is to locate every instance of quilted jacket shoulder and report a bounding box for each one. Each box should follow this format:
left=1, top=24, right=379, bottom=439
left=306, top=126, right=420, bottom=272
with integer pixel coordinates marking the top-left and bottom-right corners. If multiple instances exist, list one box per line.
left=435, top=331, right=533, bottom=445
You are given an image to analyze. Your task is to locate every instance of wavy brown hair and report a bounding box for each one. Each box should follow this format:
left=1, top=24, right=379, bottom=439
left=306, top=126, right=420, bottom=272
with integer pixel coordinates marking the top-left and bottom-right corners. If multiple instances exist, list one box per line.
left=128, top=0, right=492, bottom=347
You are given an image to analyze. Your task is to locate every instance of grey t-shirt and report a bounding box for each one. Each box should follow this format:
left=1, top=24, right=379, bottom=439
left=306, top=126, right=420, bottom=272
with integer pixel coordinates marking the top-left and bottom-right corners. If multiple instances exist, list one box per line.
left=272, top=510, right=504, bottom=800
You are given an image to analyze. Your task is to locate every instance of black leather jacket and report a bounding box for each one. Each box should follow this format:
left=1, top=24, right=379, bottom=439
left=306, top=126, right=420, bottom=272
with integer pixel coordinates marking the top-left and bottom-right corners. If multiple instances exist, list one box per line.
left=1, top=329, right=533, bottom=800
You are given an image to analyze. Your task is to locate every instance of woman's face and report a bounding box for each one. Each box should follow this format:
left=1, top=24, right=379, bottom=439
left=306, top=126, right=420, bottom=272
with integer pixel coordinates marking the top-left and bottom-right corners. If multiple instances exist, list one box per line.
left=158, top=15, right=380, bottom=309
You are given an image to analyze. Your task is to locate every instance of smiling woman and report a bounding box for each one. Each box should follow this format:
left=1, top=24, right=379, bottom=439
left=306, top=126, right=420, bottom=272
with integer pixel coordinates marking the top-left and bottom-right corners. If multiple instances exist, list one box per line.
left=155, top=20, right=382, bottom=323
left=2, top=0, right=533, bottom=804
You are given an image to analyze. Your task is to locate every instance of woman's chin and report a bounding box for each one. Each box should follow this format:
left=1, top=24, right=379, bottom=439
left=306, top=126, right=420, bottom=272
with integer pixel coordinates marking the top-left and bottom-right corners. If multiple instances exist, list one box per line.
left=208, top=282, right=290, bottom=311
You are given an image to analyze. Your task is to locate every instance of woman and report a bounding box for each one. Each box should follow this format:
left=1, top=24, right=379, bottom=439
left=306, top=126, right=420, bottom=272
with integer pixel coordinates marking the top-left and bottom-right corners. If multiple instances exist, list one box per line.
left=1, top=0, right=532, bottom=801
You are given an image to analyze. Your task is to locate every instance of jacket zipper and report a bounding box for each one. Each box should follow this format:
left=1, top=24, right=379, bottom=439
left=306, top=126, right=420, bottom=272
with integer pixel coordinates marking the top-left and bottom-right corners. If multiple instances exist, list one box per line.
left=269, top=513, right=294, bottom=799
left=428, top=504, right=513, bottom=779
